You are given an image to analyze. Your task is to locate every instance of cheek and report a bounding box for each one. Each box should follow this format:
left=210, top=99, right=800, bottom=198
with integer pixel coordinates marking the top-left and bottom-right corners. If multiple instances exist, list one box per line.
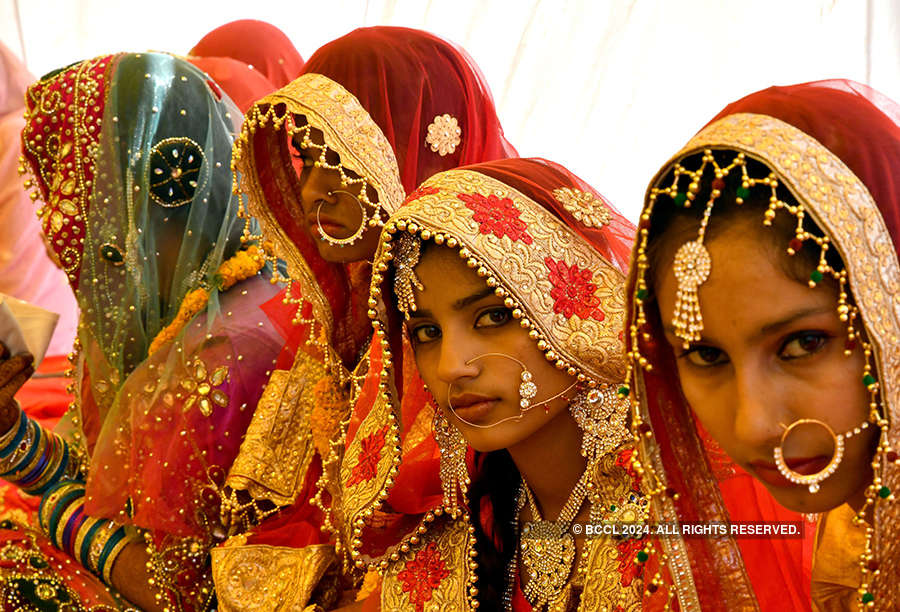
left=413, top=347, right=443, bottom=404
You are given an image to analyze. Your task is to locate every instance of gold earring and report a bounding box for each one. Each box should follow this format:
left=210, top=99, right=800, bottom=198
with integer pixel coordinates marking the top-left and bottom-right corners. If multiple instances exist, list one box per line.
left=569, top=383, right=630, bottom=464
left=432, top=409, right=469, bottom=517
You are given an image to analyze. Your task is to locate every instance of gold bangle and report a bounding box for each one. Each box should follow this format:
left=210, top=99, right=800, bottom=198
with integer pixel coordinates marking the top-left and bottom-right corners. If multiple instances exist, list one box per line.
left=0, top=418, right=36, bottom=474
left=38, top=481, right=83, bottom=534
left=101, top=529, right=134, bottom=585
left=73, top=515, right=101, bottom=566
left=88, top=521, right=118, bottom=574
left=5, top=429, right=48, bottom=483
left=54, top=494, right=82, bottom=548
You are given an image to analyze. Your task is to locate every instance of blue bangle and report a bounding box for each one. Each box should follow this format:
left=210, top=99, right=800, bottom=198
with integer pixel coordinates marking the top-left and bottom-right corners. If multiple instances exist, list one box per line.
left=79, top=518, right=104, bottom=568
left=28, top=439, right=69, bottom=496
left=47, top=488, right=84, bottom=548
left=17, top=437, right=52, bottom=488
left=1, top=423, right=42, bottom=478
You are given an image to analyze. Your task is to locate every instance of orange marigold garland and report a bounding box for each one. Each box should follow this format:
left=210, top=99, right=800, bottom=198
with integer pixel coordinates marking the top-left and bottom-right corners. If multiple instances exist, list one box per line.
left=148, top=245, right=265, bottom=355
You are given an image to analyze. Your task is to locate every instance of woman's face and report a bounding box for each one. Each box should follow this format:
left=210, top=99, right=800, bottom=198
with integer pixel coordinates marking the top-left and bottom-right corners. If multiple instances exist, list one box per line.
left=654, top=219, right=877, bottom=513
left=290, top=126, right=382, bottom=263
left=404, top=243, right=576, bottom=452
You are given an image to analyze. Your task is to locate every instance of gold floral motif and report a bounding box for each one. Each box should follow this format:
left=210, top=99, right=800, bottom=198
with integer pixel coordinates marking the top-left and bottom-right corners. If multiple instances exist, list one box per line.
left=553, top=187, right=611, bottom=228
left=655, top=112, right=900, bottom=607
left=180, top=357, right=229, bottom=417
left=211, top=538, right=335, bottom=611
left=226, top=348, right=328, bottom=506
left=426, top=114, right=462, bottom=156
left=337, top=389, right=399, bottom=559
left=376, top=169, right=628, bottom=383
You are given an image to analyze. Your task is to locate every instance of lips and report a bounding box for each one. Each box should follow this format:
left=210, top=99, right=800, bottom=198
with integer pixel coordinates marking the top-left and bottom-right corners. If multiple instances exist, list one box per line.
left=448, top=393, right=499, bottom=424
left=748, top=455, right=831, bottom=489
left=308, top=214, right=345, bottom=234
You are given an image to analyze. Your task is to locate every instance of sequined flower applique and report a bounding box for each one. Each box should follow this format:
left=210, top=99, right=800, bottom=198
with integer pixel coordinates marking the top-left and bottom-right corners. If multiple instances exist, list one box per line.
left=545, top=257, right=605, bottom=321
left=458, top=192, right=533, bottom=244
left=404, top=185, right=440, bottom=205
left=425, top=114, right=461, bottom=156
left=149, top=137, right=206, bottom=208
left=553, top=187, right=611, bottom=228
left=180, top=358, right=229, bottom=417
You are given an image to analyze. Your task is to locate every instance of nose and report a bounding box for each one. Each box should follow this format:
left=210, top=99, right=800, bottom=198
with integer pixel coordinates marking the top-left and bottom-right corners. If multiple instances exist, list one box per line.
left=435, top=331, right=480, bottom=388
left=732, top=366, right=786, bottom=449
left=298, top=165, right=337, bottom=217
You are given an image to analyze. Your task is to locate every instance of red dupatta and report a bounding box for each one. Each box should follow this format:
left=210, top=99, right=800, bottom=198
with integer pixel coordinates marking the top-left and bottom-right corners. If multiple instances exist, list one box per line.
left=626, top=80, right=900, bottom=611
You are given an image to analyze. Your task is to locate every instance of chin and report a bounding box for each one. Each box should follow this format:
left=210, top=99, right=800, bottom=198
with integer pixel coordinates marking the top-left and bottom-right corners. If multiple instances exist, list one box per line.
left=765, top=483, right=849, bottom=514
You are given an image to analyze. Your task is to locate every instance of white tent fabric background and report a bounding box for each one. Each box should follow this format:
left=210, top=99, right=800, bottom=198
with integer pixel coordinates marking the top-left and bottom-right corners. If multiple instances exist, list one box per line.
left=2, top=0, right=900, bottom=221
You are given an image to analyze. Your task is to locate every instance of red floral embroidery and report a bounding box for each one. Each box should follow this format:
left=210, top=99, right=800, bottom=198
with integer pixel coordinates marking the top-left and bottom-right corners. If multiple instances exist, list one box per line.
left=616, top=537, right=645, bottom=587
left=545, top=257, right=605, bottom=321
left=397, top=542, right=450, bottom=612
left=404, top=185, right=440, bottom=205
left=458, top=192, right=533, bottom=244
left=347, top=424, right=390, bottom=487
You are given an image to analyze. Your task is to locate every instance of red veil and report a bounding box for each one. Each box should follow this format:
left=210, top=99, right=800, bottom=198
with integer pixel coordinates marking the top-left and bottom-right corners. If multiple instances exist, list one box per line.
left=302, top=26, right=518, bottom=193
left=189, top=19, right=304, bottom=89
left=188, top=20, right=304, bottom=112
left=626, top=80, right=900, bottom=610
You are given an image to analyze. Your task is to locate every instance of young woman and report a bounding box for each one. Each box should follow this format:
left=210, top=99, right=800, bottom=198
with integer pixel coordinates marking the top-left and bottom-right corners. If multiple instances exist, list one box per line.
left=624, top=80, right=900, bottom=610
left=2, top=51, right=284, bottom=610
left=212, top=27, right=516, bottom=609
left=345, top=157, right=689, bottom=610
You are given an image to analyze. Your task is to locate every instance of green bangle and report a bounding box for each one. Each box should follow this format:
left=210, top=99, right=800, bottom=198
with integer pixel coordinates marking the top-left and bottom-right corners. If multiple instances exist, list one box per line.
left=47, top=488, right=84, bottom=547
left=96, top=527, right=127, bottom=583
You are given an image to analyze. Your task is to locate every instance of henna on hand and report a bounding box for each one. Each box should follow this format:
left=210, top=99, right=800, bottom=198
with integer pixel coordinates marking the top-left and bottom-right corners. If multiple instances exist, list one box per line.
left=0, top=354, right=35, bottom=434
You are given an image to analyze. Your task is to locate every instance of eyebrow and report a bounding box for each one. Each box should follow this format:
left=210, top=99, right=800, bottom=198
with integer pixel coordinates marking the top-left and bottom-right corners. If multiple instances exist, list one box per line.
left=663, top=305, right=834, bottom=343
left=406, top=286, right=497, bottom=320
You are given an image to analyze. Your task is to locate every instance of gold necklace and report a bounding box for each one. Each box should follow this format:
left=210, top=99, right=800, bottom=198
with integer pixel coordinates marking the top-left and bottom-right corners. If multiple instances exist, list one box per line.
left=518, top=466, right=591, bottom=610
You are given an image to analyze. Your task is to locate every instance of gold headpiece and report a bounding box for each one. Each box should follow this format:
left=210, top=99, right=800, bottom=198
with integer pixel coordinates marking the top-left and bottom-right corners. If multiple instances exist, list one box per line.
left=393, top=233, right=425, bottom=318
left=663, top=149, right=830, bottom=349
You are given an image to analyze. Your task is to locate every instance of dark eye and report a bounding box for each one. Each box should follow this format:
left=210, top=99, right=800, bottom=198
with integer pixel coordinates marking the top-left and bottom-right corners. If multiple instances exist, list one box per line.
left=474, top=307, right=511, bottom=329
left=780, top=331, right=828, bottom=359
left=682, top=345, right=727, bottom=367
left=410, top=324, right=441, bottom=345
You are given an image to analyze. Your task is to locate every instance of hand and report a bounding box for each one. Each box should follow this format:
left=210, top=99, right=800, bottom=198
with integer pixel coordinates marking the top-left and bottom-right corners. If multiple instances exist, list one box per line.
left=0, top=343, right=34, bottom=435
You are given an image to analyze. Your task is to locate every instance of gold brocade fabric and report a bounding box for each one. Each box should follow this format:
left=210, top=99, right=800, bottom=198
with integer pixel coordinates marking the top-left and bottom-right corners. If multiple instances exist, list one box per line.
left=226, top=350, right=326, bottom=506
left=211, top=537, right=336, bottom=611
left=810, top=504, right=866, bottom=612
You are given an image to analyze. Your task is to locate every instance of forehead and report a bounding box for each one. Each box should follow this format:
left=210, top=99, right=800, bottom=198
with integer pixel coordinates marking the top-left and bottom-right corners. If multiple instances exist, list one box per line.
left=657, top=226, right=837, bottom=337
left=411, top=244, right=486, bottom=309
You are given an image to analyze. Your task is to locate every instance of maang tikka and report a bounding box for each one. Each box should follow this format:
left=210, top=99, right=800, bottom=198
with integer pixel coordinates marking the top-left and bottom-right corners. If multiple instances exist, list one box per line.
left=669, top=151, right=748, bottom=348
